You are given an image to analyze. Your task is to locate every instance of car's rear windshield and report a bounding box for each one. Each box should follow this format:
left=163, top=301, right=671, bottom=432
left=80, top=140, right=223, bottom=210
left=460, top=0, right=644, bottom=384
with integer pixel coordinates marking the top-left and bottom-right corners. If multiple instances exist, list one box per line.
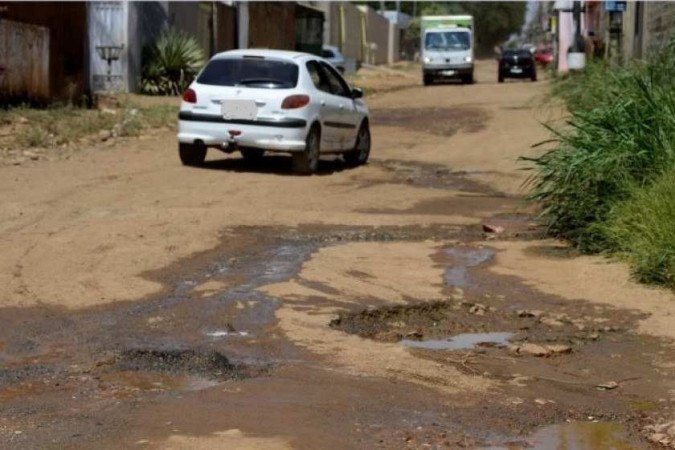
left=503, top=50, right=532, bottom=58
left=197, top=57, right=299, bottom=89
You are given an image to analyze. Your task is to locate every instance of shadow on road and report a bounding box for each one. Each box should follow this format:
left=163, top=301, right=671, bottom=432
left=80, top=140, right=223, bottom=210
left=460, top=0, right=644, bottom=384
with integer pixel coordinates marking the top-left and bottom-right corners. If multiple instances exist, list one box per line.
left=199, top=154, right=350, bottom=176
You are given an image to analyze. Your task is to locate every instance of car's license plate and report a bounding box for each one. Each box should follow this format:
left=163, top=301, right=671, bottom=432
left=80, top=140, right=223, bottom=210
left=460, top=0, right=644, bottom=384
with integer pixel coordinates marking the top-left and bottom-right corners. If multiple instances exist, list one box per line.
left=221, top=100, right=257, bottom=120
left=441, top=70, right=456, bottom=76
left=510, top=67, right=523, bottom=74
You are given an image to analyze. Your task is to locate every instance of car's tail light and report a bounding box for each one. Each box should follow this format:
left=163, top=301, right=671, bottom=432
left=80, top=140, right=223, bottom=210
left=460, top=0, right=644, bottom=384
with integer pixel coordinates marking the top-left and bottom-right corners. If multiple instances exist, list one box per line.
left=182, top=88, right=197, bottom=103
left=281, top=95, right=310, bottom=109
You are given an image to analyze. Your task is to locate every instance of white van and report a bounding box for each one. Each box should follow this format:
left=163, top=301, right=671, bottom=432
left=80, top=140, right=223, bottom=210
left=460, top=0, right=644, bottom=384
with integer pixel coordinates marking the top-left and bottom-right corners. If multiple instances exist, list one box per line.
left=420, top=15, right=475, bottom=85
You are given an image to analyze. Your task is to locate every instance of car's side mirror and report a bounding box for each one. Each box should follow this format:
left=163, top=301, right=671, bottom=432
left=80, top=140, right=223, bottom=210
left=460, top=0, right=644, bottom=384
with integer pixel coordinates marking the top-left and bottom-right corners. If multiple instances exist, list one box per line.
left=351, top=88, right=363, bottom=99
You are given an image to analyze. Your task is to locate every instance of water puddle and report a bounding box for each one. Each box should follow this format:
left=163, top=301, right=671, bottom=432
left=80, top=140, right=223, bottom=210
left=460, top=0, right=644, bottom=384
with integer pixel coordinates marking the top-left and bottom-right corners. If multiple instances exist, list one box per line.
left=482, top=422, right=642, bottom=450
left=401, top=332, right=513, bottom=350
left=444, top=247, right=495, bottom=287
left=205, top=330, right=249, bottom=338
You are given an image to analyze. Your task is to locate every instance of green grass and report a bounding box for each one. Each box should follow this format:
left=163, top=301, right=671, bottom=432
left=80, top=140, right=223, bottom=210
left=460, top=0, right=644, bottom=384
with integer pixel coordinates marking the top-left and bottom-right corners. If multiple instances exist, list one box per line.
left=524, top=39, right=675, bottom=288
left=604, top=170, right=675, bottom=288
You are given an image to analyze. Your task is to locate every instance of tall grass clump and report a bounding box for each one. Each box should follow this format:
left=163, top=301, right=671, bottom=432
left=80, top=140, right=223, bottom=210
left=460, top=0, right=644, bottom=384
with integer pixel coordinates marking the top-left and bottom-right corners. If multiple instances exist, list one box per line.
left=603, top=170, right=675, bottom=288
left=524, top=39, right=675, bottom=254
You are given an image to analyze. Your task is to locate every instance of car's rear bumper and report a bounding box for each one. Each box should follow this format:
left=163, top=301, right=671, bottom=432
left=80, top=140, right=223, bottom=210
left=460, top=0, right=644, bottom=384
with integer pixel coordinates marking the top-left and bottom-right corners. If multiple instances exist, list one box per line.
left=499, top=67, right=535, bottom=78
left=177, top=111, right=308, bottom=152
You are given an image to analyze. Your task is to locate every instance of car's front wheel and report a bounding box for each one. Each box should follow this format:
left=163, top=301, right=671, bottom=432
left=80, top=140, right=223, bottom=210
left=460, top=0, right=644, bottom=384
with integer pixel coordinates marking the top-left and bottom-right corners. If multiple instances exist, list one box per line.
left=498, top=72, right=505, bottom=83
left=344, top=121, right=370, bottom=167
left=292, top=126, right=320, bottom=174
left=423, top=74, right=433, bottom=86
left=179, top=142, right=207, bottom=166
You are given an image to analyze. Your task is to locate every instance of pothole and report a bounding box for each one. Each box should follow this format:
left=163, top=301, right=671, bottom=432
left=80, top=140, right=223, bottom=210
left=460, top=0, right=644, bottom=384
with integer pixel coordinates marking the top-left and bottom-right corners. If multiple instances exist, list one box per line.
left=115, top=348, right=247, bottom=381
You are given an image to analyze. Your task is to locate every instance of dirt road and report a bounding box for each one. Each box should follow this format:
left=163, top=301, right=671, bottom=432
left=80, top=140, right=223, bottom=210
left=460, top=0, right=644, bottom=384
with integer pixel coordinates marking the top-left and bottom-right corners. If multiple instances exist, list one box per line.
left=1, top=60, right=674, bottom=449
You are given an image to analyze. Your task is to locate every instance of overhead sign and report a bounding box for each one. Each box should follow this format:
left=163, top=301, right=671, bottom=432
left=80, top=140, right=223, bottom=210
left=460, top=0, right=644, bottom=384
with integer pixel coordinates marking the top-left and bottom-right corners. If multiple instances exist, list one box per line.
left=604, top=1, right=627, bottom=12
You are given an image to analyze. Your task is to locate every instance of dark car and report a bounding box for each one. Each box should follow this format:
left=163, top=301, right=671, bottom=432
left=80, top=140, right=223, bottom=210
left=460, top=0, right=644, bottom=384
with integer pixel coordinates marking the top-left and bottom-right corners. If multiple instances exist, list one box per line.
left=498, top=49, right=537, bottom=83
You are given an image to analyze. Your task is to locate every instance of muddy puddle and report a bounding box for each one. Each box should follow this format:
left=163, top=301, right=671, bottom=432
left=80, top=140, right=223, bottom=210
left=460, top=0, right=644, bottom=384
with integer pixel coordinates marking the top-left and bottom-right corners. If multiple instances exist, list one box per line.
left=401, top=331, right=513, bottom=350
left=371, top=159, right=505, bottom=195
left=482, top=421, right=643, bottom=449
left=445, top=246, right=495, bottom=287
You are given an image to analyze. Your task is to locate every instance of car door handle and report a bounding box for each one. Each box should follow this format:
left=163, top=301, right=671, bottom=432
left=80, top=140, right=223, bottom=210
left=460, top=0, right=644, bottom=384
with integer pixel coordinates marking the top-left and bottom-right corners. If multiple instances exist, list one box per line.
left=339, top=104, right=344, bottom=109
left=320, top=100, right=326, bottom=106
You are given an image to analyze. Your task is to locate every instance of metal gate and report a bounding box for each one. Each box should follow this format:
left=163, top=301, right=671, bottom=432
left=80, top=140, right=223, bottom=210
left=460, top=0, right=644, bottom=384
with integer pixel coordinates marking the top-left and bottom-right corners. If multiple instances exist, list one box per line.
left=88, top=1, right=128, bottom=92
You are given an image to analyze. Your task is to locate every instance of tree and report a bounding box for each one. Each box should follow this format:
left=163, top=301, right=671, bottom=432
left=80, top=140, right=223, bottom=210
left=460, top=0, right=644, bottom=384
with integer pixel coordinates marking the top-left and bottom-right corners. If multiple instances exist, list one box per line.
left=400, top=2, right=527, bottom=56
left=459, top=2, right=527, bottom=55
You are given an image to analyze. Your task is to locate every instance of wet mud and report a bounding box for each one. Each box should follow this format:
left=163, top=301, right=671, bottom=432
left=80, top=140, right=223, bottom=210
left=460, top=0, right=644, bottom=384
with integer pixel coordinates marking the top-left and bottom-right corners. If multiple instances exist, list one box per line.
left=0, top=187, right=672, bottom=448
left=330, top=243, right=674, bottom=448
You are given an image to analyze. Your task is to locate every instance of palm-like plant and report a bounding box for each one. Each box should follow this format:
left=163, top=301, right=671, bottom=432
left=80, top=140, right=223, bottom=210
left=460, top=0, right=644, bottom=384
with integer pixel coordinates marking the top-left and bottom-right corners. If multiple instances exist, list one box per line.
left=142, top=29, right=205, bottom=95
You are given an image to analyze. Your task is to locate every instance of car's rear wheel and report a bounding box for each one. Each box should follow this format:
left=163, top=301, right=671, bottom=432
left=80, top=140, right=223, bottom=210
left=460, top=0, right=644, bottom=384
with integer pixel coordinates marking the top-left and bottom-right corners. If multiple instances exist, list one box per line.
left=344, top=121, right=371, bottom=167
left=241, top=148, right=265, bottom=161
left=179, top=142, right=207, bottom=166
left=292, top=126, right=320, bottom=174
left=498, top=72, right=505, bottom=83
left=531, top=71, right=537, bottom=82
left=423, top=74, right=433, bottom=86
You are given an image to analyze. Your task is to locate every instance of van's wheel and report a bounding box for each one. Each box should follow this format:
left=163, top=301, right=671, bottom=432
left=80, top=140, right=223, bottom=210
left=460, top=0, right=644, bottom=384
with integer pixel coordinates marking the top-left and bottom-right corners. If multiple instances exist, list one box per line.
left=241, top=148, right=265, bottom=161
left=292, top=126, right=320, bottom=174
left=179, top=142, right=207, bottom=166
left=344, top=121, right=370, bottom=167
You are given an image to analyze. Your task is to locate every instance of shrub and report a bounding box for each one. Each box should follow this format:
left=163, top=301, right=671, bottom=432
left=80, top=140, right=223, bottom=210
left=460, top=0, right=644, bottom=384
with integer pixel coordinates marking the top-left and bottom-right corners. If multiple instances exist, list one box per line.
left=604, top=170, right=675, bottom=287
left=141, top=29, right=205, bottom=95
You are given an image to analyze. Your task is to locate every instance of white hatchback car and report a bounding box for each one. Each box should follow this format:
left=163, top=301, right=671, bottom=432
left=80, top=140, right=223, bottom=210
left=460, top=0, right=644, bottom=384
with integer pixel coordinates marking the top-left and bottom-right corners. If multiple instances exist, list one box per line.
left=177, top=49, right=370, bottom=174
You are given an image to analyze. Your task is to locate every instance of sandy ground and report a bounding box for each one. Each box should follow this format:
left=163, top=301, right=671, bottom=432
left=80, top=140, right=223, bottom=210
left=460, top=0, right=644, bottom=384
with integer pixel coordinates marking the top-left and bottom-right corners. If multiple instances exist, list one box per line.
left=1, top=60, right=674, bottom=450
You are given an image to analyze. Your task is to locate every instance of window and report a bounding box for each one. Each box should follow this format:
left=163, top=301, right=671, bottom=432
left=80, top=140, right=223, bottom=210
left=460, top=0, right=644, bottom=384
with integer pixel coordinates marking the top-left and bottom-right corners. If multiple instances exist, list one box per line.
left=322, top=49, right=335, bottom=58
left=306, top=60, right=331, bottom=93
left=319, top=62, right=350, bottom=97
left=197, top=57, right=299, bottom=88
left=424, top=31, right=471, bottom=51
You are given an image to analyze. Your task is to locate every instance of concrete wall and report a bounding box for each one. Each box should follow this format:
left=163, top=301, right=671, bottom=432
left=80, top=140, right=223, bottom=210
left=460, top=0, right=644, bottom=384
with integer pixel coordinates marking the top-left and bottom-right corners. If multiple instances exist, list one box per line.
left=359, top=6, right=390, bottom=65
left=606, top=1, right=675, bottom=63
left=320, top=2, right=399, bottom=68
left=321, top=1, right=363, bottom=64
left=641, top=1, right=675, bottom=55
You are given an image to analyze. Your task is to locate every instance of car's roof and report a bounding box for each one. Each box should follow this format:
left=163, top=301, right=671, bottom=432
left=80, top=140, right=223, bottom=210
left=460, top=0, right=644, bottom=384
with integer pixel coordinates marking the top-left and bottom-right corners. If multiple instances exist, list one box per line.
left=211, top=49, right=313, bottom=61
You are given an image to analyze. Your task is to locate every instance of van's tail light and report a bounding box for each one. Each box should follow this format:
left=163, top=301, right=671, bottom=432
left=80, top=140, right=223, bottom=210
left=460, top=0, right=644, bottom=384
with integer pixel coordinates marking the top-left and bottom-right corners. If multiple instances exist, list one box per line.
left=281, top=95, right=310, bottom=109
left=182, top=88, right=197, bottom=103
